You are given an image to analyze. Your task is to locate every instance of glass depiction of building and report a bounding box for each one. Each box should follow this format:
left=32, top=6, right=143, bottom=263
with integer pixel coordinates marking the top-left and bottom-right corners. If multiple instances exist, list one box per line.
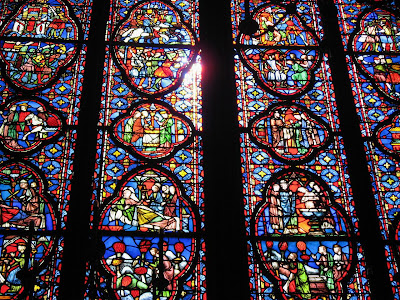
left=0, top=0, right=397, bottom=299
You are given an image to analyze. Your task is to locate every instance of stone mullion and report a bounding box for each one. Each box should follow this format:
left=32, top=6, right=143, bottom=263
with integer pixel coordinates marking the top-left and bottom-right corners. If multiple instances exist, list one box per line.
left=58, top=0, right=110, bottom=298
left=200, top=0, right=252, bottom=299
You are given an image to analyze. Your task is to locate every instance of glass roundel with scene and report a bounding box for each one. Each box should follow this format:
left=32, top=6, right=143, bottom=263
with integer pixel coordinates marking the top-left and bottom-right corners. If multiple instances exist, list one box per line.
left=249, top=102, right=332, bottom=164
left=0, top=0, right=81, bottom=91
left=238, top=3, right=322, bottom=98
left=251, top=168, right=354, bottom=300
left=111, top=101, right=194, bottom=160
left=111, top=0, right=198, bottom=96
left=97, top=166, right=200, bottom=300
left=0, top=160, right=59, bottom=299
left=349, top=7, right=400, bottom=102
left=0, top=98, right=64, bottom=154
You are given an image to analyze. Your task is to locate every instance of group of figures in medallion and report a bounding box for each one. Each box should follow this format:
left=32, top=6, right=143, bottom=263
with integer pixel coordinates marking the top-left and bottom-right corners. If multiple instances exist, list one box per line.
left=235, top=2, right=360, bottom=299
left=111, top=0, right=196, bottom=96
left=252, top=170, right=353, bottom=299
left=350, top=7, right=400, bottom=163
left=112, top=102, right=193, bottom=159
left=250, top=103, right=331, bottom=163
left=0, top=0, right=80, bottom=91
left=350, top=8, right=400, bottom=100
left=0, top=0, right=84, bottom=298
left=102, top=237, right=194, bottom=300
left=0, top=161, right=58, bottom=296
left=101, top=168, right=198, bottom=233
left=96, top=166, right=200, bottom=300
left=86, top=1, right=203, bottom=299
left=239, top=4, right=322, bottom=98
left=0, top=0, right=80, bottom=155
left=0, top=98, right=63, bottom=152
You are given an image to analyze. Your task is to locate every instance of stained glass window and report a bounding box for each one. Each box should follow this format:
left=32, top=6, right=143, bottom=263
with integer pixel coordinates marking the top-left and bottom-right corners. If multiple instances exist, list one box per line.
left=0, top=0, right=91, bottom=298
left=0, top=0, right=396, bottom=299
left=0, top=0, right=206, bottom=298
left=231, top=1, right=372, bottom=299
left=82, top=0, right=205, bottom=299
left=229, top=0, right=398, bottom=299
left=335, top=0, right=400, bottom=297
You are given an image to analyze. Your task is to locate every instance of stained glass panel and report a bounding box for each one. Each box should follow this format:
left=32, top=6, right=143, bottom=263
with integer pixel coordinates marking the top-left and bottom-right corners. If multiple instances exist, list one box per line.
left=232, top=0, right=371, bottom=299
left=335, top=0, right=400, bottom=296
left=0, top=0, right=395, bottom=298
left=84, top=0, right=205, bottom=298
left=0, top=0, right=92, bottom=297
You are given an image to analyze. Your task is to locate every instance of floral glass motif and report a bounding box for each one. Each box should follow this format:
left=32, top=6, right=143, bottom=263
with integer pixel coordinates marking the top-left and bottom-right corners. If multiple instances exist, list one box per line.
left=111, top=0, right=197, bottom=96
left=238, top=4, right=321, bottom=98
left=98, top=166, right=199, bottom=299
left=252, top=169, right=354, bottom=299
left=0, top=0, right=81, bottom=91
left=0, top=161, right=58, bottom=298
left=350, top=8, right=400, bottom=101
left=112, top=102, right=193, bottom=159
left=250, top=103, right=331, bottom=163
left=0, top=99, right=63, bottom=153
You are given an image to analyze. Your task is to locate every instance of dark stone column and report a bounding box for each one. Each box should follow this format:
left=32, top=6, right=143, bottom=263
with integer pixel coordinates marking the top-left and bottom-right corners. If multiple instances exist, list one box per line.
left=199, top=0, right=252, bottom=299
left=58, top=0, right=110, bottom=298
